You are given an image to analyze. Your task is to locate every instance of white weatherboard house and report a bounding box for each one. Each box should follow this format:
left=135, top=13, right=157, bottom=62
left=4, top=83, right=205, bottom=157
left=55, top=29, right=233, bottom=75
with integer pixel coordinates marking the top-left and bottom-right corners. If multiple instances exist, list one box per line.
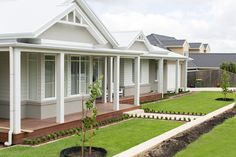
left=0, top=0, right=187, bottom=142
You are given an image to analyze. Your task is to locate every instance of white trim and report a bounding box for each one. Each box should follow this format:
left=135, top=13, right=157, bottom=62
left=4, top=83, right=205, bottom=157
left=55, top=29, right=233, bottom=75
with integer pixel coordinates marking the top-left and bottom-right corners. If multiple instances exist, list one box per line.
left=175, top=59, right=180, bottom=93
left=41, top=39, right=93, bottom=48
left=56, top=53, right=65, bottom=123
left=158, top=58, right=164, bottom=97
left=58, top=21, right=88, bottom=28
left=134, top=56, right=140, bottom=106
left=103, top=57, right=108, bottom=103
left=13, top=48, right=21, bottom=134
left=108, top=57, right=113, bottom=102
left=113, top=56, right=120, bottom=110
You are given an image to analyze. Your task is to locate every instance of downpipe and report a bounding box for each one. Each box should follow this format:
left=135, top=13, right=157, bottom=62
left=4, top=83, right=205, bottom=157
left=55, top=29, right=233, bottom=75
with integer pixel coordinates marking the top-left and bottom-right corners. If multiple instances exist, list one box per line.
left=4, top=130, right=13, bottom=146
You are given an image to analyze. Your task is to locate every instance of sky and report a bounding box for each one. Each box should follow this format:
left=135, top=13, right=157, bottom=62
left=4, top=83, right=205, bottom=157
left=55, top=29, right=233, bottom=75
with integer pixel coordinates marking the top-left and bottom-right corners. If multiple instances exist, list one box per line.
left=86, top=0, right=236, bottom=53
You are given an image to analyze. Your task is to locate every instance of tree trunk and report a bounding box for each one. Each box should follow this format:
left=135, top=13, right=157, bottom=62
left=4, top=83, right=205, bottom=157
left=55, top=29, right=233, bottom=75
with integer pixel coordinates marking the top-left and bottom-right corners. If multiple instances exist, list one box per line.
left=81, top=98, right=85, bottom=157
left=89, top=125, right=93, bottom=155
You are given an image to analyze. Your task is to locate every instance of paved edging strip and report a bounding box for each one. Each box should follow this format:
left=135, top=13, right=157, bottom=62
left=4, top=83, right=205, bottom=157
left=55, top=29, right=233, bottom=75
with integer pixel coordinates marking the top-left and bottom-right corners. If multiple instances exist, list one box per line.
left=114, top=103, right=235, bottom=157
left=124, top=109, right=200, bottom=121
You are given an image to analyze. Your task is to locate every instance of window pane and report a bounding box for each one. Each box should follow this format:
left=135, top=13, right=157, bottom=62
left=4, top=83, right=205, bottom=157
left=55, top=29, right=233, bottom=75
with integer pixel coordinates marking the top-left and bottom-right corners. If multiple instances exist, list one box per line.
left=45, top=56, right=55, bottom=98
left=81, top=57, right=89, bottom=94
left=29, top=54, right=38, bottom=100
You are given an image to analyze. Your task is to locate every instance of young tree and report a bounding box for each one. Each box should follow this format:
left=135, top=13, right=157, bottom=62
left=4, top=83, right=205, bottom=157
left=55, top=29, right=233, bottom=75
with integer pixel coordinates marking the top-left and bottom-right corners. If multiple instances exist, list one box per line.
left=81, top=76, right=103, bottom=156
left=220, top=70, right=230, bottom=100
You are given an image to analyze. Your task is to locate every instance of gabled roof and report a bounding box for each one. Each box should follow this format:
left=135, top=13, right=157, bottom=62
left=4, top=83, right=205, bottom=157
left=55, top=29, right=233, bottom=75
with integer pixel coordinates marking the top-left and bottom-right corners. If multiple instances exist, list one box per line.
left=188, top=53, right=236, bottom=69
left=0, top=0, right=118, bottom=47
left=151, top=34, right=176, bottom=41
left=0, top=0, right=71, bottom=38
left=111, top=31, right=153, bottom=51
left=189, top=43, right=203, bottom=49
left=203, top=43, right=210, bottom=50
left=147, top=34, right=187, bottom=48
left=161, top=40, right=186, bottom=47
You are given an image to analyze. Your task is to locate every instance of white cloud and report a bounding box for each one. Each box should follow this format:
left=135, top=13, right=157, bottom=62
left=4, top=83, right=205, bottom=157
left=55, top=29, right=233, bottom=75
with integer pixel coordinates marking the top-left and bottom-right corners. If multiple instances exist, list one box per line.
left=86, top=0, right=236, bottom=53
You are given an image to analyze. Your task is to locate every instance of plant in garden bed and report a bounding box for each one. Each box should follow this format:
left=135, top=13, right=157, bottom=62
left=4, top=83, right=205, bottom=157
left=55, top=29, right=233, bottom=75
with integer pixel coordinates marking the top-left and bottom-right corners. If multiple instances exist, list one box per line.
left=216, top=70, right=234, bottom=101
left=60, top=77, right=106, bottom=157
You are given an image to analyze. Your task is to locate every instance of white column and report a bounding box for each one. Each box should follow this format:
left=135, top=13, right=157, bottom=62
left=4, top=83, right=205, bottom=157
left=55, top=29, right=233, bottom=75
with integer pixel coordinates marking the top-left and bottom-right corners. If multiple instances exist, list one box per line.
left=102, top=57, right=107, bottom=103
left=175, top=59, right=180, bottom=94
left=108, top=57, right=113, bottom=102
left=89, top=56, right=93, bottom=85
left=113, top=56, right=120, bottom=110
left=134, top=56, right=140, bottom=106
left=56, top=53, right=64, bottom=123
left=183, top=60, right=188, bottom=91
left=9, top=48, right=14, bottom=135
left=158, top=58, right=164, bottom=97
left=11, top=48, right=21, bottom=134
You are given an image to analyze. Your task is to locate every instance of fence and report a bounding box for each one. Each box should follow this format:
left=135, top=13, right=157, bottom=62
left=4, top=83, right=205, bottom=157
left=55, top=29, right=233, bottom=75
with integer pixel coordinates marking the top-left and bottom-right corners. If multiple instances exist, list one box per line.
left=188, top=69, right=236, bottom=87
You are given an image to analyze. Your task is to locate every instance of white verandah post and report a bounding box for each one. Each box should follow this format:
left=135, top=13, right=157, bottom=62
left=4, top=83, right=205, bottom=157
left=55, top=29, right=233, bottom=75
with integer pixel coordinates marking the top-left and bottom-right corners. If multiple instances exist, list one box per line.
left=102, top=57, right=108, bottom=103
left=175, top=59, right=180, bottom=94
left=134, top=56, right=140, bottom=106
left=10, top=47, right=21, bottom=134
left=56, top=53, right=65, bottom=123
left=108, top=57, right=113, bottom=102
left=183, top=60, right=188, bottom=91
left=113, top=56, right=120, bottom=110
left=158, top=58, right=164, bottom=98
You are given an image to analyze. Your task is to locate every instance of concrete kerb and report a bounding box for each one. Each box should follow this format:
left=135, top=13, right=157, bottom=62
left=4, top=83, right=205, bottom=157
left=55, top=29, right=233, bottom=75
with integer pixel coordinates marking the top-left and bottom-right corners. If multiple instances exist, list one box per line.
left=115, top=103, right=235, bottom=157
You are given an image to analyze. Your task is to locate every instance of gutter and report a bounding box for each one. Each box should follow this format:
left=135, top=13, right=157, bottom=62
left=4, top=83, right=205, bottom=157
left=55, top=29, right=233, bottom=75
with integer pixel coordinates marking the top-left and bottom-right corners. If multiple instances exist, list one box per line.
left=0, top=42, right=144, bottom=56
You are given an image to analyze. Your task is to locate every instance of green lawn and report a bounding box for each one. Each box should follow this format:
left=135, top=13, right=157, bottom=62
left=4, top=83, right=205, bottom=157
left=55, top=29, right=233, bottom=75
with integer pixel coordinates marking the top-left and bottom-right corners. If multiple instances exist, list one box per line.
left=176, top=116, right=236, bottom=157
left=142, top=92, right=235, bottom=114
left=0, top=119, right=183, bottom=157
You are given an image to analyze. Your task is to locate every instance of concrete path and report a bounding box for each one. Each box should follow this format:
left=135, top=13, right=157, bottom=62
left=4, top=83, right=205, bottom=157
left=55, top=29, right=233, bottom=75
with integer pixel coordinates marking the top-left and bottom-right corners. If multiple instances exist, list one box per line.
left=115, top=103, right=235, bottom=157
left=188, top=87, right=236, bottom=92
left=124, top=109, right=200, bottom=121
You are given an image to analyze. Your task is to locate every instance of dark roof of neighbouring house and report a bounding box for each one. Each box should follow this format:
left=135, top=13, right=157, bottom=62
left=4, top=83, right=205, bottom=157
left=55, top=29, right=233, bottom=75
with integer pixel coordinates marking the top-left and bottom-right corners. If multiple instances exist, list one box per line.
left=189, top=43, right=203, bottom=49
left=188, top=53, right=236, bottom=69
left=203, top=43, right=209, bottom=48
left=147, top=34, right=186, bottom=48
left=161, top=40, right=186, bottom=47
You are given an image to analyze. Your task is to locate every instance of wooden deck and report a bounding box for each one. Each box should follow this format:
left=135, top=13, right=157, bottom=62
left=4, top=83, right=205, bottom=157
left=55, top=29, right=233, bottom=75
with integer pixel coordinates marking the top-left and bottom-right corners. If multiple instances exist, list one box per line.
left=0, top=92, right=162, bottom=144
left=0, top=103, right=139, bottom=144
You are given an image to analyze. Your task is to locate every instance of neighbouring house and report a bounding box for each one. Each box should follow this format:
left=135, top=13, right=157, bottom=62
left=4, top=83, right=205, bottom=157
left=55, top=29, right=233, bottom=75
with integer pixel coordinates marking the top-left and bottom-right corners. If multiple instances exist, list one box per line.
left=203, top=44, right=210, bottom=53
left=0, top=0, right=187, bottom=144
left=187, top=53, right=236, bottom=87
left=189, top=43, right=205, bottom=53
left=147, top=34, right=189, bottom=56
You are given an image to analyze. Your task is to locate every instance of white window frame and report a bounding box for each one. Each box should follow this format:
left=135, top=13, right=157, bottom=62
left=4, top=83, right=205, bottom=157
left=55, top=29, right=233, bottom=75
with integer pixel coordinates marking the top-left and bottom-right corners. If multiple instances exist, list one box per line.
left=44, top=54, right=56, bottom=100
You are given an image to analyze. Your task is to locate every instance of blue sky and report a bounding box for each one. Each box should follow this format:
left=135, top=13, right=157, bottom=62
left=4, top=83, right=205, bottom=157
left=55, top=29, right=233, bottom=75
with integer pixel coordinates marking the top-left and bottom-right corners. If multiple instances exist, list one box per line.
left=86, top=0, right=236, bottom=53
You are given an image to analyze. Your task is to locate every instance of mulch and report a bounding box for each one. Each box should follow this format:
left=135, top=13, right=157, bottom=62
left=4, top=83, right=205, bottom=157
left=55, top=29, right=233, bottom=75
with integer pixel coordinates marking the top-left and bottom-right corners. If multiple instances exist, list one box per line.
left=142, top=109, right=236, bottom=157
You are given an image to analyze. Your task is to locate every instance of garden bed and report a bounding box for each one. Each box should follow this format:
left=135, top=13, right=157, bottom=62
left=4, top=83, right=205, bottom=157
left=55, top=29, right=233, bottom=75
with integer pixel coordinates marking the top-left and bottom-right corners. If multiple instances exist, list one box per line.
left=142, top=108, right=236, bottom=157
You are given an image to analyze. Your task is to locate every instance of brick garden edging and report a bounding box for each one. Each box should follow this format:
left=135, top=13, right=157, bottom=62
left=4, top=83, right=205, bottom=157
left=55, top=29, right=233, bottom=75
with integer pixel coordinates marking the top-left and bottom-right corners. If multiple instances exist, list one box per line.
left=114, top=103, right=235, bottom=157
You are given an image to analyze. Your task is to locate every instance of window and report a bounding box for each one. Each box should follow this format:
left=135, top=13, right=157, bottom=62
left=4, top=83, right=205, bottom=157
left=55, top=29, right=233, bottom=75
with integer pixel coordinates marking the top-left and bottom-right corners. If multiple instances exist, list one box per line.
left=132, top=60, right=135, bottom=83
left=93, top=58, right=103, bottom=82
left=28, top=54, right=38, bottom=100
left=71, top=56, right=89, bottom=95
left=81, top=57, right=89, bottom=94
left=71, top=56, right=80, bottom=95
left=45, top=56, right=55, bottom=98
left=155, top=61, right=159, bottom=80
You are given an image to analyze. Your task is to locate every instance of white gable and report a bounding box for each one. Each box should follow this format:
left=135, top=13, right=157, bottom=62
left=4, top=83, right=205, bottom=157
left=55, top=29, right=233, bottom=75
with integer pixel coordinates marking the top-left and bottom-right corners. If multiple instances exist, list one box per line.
left=130, top=41, right=149, bottom=51
left=0, top=0, right=118, bottom=47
